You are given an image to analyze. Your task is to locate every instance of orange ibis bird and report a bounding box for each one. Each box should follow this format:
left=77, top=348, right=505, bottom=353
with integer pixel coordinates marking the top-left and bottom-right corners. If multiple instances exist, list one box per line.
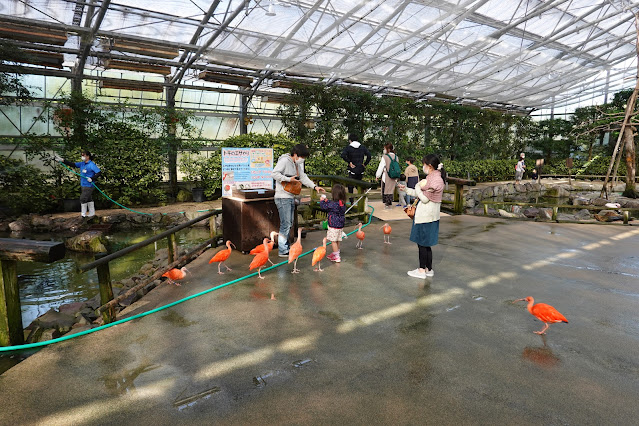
left=249, top=231, right=277, bottom=266
left=382, top=223, right=392, bottom=244
left=312, top=238, right=327, bottom=272
left=208, top=240, right=236, bottom=274
left=355, top=222, right=365, bottom=249
left=515, top=296, right=568, bottom=335
left=288, top=227, right=303, bottom=273
left=162, top=267, right=189, bottom=286
left=249, top=238, right=271, bottom=279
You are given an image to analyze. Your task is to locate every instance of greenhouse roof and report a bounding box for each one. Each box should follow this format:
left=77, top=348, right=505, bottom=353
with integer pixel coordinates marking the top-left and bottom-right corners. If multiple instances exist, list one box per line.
left=1, top=0, right=639, bottom=113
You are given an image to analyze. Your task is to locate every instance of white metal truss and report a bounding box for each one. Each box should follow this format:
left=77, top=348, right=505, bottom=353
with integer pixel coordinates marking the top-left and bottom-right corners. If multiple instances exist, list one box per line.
left=0, top=0, right=638, bottom=112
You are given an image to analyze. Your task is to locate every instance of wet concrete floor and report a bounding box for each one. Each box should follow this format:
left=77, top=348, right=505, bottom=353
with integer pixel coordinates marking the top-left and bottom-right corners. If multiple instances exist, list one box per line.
left=1, top=215, right=639, bottom=425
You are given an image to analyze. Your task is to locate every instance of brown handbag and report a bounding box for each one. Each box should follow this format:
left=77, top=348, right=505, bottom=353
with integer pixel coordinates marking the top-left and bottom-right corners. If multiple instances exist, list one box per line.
left=281, top=161, right=302, bottom=195
left=404, top=199, right=418, bottom=219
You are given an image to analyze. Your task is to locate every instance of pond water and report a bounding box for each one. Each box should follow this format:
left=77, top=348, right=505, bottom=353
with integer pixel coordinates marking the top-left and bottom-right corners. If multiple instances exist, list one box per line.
left=1, top=226, right=212, bottom=327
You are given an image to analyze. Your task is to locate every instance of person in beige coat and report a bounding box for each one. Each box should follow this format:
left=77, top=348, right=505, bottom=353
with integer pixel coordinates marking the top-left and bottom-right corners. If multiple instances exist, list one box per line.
left=375, top=143, right=398, bottom=209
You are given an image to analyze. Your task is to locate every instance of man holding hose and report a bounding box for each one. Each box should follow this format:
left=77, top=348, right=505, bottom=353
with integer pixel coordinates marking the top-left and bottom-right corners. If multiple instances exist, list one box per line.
left=54, top=150, right=101, bottom=218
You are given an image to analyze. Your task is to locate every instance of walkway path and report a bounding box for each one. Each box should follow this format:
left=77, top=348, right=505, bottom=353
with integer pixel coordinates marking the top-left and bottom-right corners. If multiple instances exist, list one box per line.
left=1, top=216, right=638, bottom=424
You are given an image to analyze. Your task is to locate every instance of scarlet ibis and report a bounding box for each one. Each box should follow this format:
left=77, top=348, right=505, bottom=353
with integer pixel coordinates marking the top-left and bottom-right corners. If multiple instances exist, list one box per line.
left=208, top=240, right=236, bottom=274
left=162, top=267, right=189, bottom=286
left=249, top=238, right=271, bottom=279
left=355, top=222, right=365, bottom=249
left=288, top=227, right=303, bottom=273
left=382, top=223, right=392, bottom=244
left=312, top=238, right=327, bottom=272
left=249, top=231, right=277, bottom=266
left=515, top=296, right=568, bottom=335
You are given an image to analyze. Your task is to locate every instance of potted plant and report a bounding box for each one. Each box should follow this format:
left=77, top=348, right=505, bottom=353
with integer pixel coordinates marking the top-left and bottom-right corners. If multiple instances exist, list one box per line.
left=178, top=154, right=206, bottom=202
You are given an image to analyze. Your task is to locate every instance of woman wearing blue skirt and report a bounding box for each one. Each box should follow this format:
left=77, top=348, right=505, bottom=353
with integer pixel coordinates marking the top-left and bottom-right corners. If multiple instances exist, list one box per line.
left=399, top=154, right=446, bottom=279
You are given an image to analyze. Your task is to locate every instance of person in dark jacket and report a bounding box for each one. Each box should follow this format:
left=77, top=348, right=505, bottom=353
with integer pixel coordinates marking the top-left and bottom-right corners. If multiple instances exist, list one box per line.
left=319, top=184, right=347, bottom=263
left=341, top=133, right=371, bottom=205
left=54, top=150, right=101, bottom=218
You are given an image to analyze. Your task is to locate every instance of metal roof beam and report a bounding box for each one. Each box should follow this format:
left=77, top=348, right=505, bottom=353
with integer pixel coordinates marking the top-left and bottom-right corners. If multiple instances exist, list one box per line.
left=269, top=0, right=327, bottom=59
left=73, top=0, right=111, bottom=91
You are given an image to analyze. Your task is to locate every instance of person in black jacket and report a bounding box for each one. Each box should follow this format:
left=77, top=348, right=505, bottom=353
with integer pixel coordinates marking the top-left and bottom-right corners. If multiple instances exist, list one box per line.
left=341, top=133, right=371, bottom=205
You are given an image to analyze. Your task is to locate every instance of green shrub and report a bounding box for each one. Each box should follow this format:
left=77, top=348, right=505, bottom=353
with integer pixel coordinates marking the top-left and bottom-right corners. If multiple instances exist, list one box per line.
left=0, top=155, right=58, bottom=214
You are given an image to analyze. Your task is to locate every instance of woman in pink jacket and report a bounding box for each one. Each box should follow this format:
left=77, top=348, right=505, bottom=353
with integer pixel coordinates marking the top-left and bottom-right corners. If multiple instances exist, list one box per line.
left=400, top=154, right=446, bottom=279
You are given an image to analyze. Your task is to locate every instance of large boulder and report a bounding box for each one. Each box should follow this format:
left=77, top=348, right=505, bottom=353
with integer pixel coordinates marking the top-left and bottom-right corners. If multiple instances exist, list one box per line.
left=619, top=198, right=639, bottom=209
left=571, top=196, right=591, bottom=206
left=514, top=183, right=527, bottom=193
left=8, top=217, right=29, bottom=232
left=101, top=213, right=127, bottom=224
left=30, top=308, right=76, bottom=333
left=184, top=210, right=209, bottom=227
left=574, top=209, right=592, bottom=220
left=523, top=207, right=539, bottom=218
left=65, top=230, right=107, bottom=253
left=498, top=209, right=519, bottom=218
left=546, top=185, right=571, bottom=198
left=592, top=198, right=610, bottom=206
left=30, top=215, right=53, bottom=229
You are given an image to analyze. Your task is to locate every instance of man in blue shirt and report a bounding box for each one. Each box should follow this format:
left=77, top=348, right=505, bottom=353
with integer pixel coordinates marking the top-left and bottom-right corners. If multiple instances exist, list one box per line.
left=55, top=150, right=101, bottom=217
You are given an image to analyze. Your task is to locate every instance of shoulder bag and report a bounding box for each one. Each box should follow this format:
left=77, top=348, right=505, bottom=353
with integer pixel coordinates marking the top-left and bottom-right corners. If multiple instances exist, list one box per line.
left=281, top=161, right=302, bottom=195
left=404, top=198, right=418, bottom=219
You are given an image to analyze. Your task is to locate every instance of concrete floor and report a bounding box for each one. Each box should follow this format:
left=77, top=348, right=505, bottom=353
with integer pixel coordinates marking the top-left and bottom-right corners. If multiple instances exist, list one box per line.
left=1, top=215, right=639, bottom=425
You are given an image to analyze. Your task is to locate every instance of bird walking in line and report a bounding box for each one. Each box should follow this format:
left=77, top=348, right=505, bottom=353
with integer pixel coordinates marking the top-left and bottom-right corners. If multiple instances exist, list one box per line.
left=312, top=238, right=327, bottom=272
left=382, top=223, right=392, bottom=244
left=355, top=222, right=365, bottom=249
left=249, top=237, right=272, bottom=279
left=515, top=296, right=568, bottom=335
left=249, top=231, right=278, bottom=266
left=288, top=227, right=303, bottom=273
left=162, top=267, right=189, bottom=286
left=208, top=240, right=236, bottom=274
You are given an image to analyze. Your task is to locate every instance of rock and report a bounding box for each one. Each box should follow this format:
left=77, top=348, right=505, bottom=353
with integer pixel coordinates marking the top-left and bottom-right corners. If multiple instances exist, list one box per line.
left=592, top=198, right=610, bottom=206
left=184, top=210, right=208, bottom=227
left=557, top=213, right=576, bottom=221
left=32, top=308, right=77, bottom=331
left=79, top=306, right=98, bottom=321
left=523, top=208, right=539, bottom=218
left=139, top=263, right=155, bottom=276
left=546, top=185, right=571, bottom=198
left=471, top=190, right=483, bottom=202
left=120, top=278, right=135, bottom=288
left=537, top=208, right=553, bottom=220
left=58, top=302, right=85, bottom=314
left=574, top=209, right=592, bottom=220
left=66, top=325, right=93, bottom=335
left=620, top=198, right=639, bottom=209
left=514, top=184, right=527, bottom=193
left=492, top=186, right=503, bottom=197
left=498, top=209, right=519, bottom=218
left=65, top=231, right=107, bottom=253
left=31, top=215, right=53, bottom=229
left=118, top=292, right=139, bottom=307
left=101, top=213, right=127, bottom=224
left=0, top=221, right=10, bottom=232
left=484, top=207, right=498, bottom=216
left=482, top=187, right=494, bottom=199
left=25, top=326, right=44, bottom=343
left=176, top=189, right=192, bottom=202
left=40, top=328, right=62, bottom=341
left=8, top=218, right=29, bottom=232
left=470, top=207, right=485, bottom=215
left=131, top=214, right=151, bottom=224
left=151, top=213, right=163, bottom=223
left=465, top=198, right=476, bottom=208
left=572, top=196, right=591, bottom=206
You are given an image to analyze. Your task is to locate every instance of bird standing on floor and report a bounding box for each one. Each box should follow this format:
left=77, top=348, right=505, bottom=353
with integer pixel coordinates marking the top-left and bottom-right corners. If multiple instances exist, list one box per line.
left=288, top=227, right=303, bottom=273
left=312, top=238, right=327, bottom=272
left=515, top=296, right=568, bottom=335
left=382, top=223, right=392, bottom=244
left=249, top=231, right=278, bottom=265
left=249, top=238, right=272, bottom=279
left=162, top=267, right=189, bottom=286
left=355, top=222, right=365, bottom=249
left=208, top=240, right=236, bottom=274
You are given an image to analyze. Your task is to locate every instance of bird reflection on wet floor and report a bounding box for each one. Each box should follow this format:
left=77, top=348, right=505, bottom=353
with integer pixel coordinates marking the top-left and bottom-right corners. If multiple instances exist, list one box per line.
left=522, top=335, right=560, bottom=368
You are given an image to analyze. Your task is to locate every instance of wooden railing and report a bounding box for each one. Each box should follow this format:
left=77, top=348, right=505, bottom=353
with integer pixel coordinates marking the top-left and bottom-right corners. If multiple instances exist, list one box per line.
left=442, top=177, right=477, bottom=214
left=0, top=239, right=65, bottom=346
left=79, top=209, right=223, bottom=324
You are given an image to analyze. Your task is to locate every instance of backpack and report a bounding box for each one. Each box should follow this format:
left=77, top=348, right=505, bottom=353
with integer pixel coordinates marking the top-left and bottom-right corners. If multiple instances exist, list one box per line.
left=386, top=154, right=401, bottom=179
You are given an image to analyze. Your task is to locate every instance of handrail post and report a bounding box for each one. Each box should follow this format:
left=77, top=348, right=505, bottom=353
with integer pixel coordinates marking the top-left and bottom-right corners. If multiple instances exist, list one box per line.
left=356, top=183, right=366, bottom=220
left=0, top=259, right=24, bottom=346
left=623, top=210, right=630, bottom=225
left=552, top=206, right=559, bottom=221
left=454, top=183, right=465, bottom=214
left=95, top=253, right=115, bottom=324
left=167, top=233, right=178, bottom=263
left=209, top=215, right=219, bottom=244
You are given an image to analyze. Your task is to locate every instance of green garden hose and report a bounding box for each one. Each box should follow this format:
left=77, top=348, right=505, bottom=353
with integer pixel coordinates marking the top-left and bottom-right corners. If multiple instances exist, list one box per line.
left=0, top=206, right=374, bottom=352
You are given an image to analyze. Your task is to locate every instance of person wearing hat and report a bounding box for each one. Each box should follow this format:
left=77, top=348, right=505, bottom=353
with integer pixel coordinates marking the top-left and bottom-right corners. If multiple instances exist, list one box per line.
left=515, top=153, right=526, bottom=183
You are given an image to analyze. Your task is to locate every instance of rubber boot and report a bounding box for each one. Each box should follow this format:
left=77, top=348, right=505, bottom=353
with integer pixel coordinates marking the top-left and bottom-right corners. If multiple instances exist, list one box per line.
left=87, top=201, right=95, bottom=217
left=81, top=203, right=88, bottom=217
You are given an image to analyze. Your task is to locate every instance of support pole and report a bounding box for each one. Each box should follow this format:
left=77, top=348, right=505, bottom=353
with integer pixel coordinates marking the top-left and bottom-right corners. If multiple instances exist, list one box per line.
left=240, top=94, right=248, bottom=135
left=95, top=254, right=115, bottom=324
left=168, top=233, right=179, bottom=263
left=454, top=183, right=464, bottom=214
left=0, top=260, right=24, bottom=346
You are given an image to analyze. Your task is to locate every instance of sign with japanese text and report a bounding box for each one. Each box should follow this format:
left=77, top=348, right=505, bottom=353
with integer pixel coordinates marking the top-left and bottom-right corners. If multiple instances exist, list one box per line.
left=221, top=147, right=273, bottom=196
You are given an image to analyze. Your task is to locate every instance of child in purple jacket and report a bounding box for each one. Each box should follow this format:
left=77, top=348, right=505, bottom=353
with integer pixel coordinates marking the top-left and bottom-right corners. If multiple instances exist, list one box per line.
left=320, top=184, right=347, bottom=263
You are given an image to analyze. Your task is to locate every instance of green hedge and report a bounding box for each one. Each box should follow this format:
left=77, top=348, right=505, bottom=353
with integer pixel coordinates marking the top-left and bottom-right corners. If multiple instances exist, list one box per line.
left=0, top=155, right=58, bottom=214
